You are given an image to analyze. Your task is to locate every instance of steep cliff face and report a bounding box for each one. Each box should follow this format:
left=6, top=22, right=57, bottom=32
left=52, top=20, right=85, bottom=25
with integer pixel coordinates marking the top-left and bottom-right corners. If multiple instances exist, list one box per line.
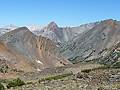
left=60, top=19, right=120, bottom=63
left=0, top=27, right=71, bottom=72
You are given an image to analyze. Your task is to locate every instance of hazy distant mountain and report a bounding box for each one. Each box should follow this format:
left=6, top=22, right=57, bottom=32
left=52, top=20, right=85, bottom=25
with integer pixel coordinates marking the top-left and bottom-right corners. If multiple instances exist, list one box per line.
left=60, top=19, right=120, bottom=64
left=0, top=24, right=18, bottom=35
left=27, top=24, right=45, bottom=32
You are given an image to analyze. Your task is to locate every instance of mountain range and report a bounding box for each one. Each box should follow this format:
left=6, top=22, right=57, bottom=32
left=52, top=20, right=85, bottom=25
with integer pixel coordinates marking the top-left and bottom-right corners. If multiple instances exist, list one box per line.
left=1, top=19, right=120, bottom=66
left=0, top=21, right=99, bottom=43
left=0, top=19, right=120, bottom=90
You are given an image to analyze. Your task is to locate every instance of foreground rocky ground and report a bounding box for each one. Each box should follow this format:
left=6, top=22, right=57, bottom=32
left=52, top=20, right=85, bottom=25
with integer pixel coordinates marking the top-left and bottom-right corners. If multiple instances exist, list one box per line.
left=0, top=64, right=120, bottom=90
left=13, top=69, right=120, bottom=90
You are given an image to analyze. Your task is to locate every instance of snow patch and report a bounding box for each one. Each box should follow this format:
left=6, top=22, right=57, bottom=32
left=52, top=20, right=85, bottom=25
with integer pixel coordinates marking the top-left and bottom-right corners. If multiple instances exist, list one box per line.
left=36, top=60, right=43, bottom=64
left=37, top=68, right=41, bottom=72
left=27, top=24, right=45, bottom=31
left=56, top=45, right=60, bottom=47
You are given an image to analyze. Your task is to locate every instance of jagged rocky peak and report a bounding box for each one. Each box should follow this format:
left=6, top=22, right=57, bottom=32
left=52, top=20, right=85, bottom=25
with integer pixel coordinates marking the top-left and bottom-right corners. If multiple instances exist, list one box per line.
left=101, top=19, right=115, bottom=22
left=48, top=21, right=58, bottom=27
left=101, top=19, right=118, bottom=25
left=92, top=19, right=120, bottom=31
left=45, top=21, right=59, bottom=31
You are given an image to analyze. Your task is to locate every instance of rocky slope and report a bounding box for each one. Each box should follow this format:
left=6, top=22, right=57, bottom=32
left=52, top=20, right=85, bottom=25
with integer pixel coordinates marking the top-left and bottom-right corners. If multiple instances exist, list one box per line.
left=28, top=21, right=99, bottom=43
left=60, top=19, right=120, bottom=64
left=0, top=22, right=98, bottom=44
left=0, top=19, right=120, bottom=90
left=16, top=69, right=120, bottom=90
left=0, top=27, right=70, bottom=75
left=1, top=63, right=120, bottom=90
left=99, top=41, right=120, bottom=67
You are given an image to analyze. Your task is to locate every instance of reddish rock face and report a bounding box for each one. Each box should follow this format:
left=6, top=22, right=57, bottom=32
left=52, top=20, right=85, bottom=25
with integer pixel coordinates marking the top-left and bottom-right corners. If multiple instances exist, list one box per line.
left=0, top=27, right=71, bottom=73
left=46, top=22, right=59, bottom=32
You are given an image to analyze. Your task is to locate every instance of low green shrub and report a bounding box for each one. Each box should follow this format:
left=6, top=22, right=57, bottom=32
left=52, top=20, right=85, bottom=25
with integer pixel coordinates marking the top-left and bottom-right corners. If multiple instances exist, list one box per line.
left=81, top=65, right=110, bottom=73
left=112, top=62, right=120, bottom=68
left=6, top=78, right=25, bottom=89
left=0, top=79, right=7, bottom=83
left=112, top=83, right=120, bottom=89
left=97, top=87, right=104, bottom=90
left=26, top=81, right=34, bottom=84
left=0, top=83, right=5, bottom=90
left=39, top=73, right=73, bottom=83
left=81, top=69, right=92, bottom=73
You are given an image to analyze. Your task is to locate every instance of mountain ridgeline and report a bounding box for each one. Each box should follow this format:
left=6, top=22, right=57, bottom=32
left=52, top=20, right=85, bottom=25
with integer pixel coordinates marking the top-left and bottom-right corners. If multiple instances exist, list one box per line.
left=0, top=27, right=70, bottom=73
left=0, top=19, right=120, bottom=90
left=27, top=21, right=99, bottom=43
left=0, top=19, right=120, bottom=71
left=60, top=19, right=120, bottom=65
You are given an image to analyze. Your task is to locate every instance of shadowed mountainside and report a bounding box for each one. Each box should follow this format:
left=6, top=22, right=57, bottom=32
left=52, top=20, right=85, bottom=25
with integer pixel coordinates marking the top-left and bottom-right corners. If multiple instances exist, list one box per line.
left=60, top=19, right=120, bottom=64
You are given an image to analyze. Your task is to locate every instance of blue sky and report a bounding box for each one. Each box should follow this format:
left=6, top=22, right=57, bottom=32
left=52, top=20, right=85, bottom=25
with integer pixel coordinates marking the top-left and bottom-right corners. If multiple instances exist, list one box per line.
left=0, top=0, right=120, bottom=26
